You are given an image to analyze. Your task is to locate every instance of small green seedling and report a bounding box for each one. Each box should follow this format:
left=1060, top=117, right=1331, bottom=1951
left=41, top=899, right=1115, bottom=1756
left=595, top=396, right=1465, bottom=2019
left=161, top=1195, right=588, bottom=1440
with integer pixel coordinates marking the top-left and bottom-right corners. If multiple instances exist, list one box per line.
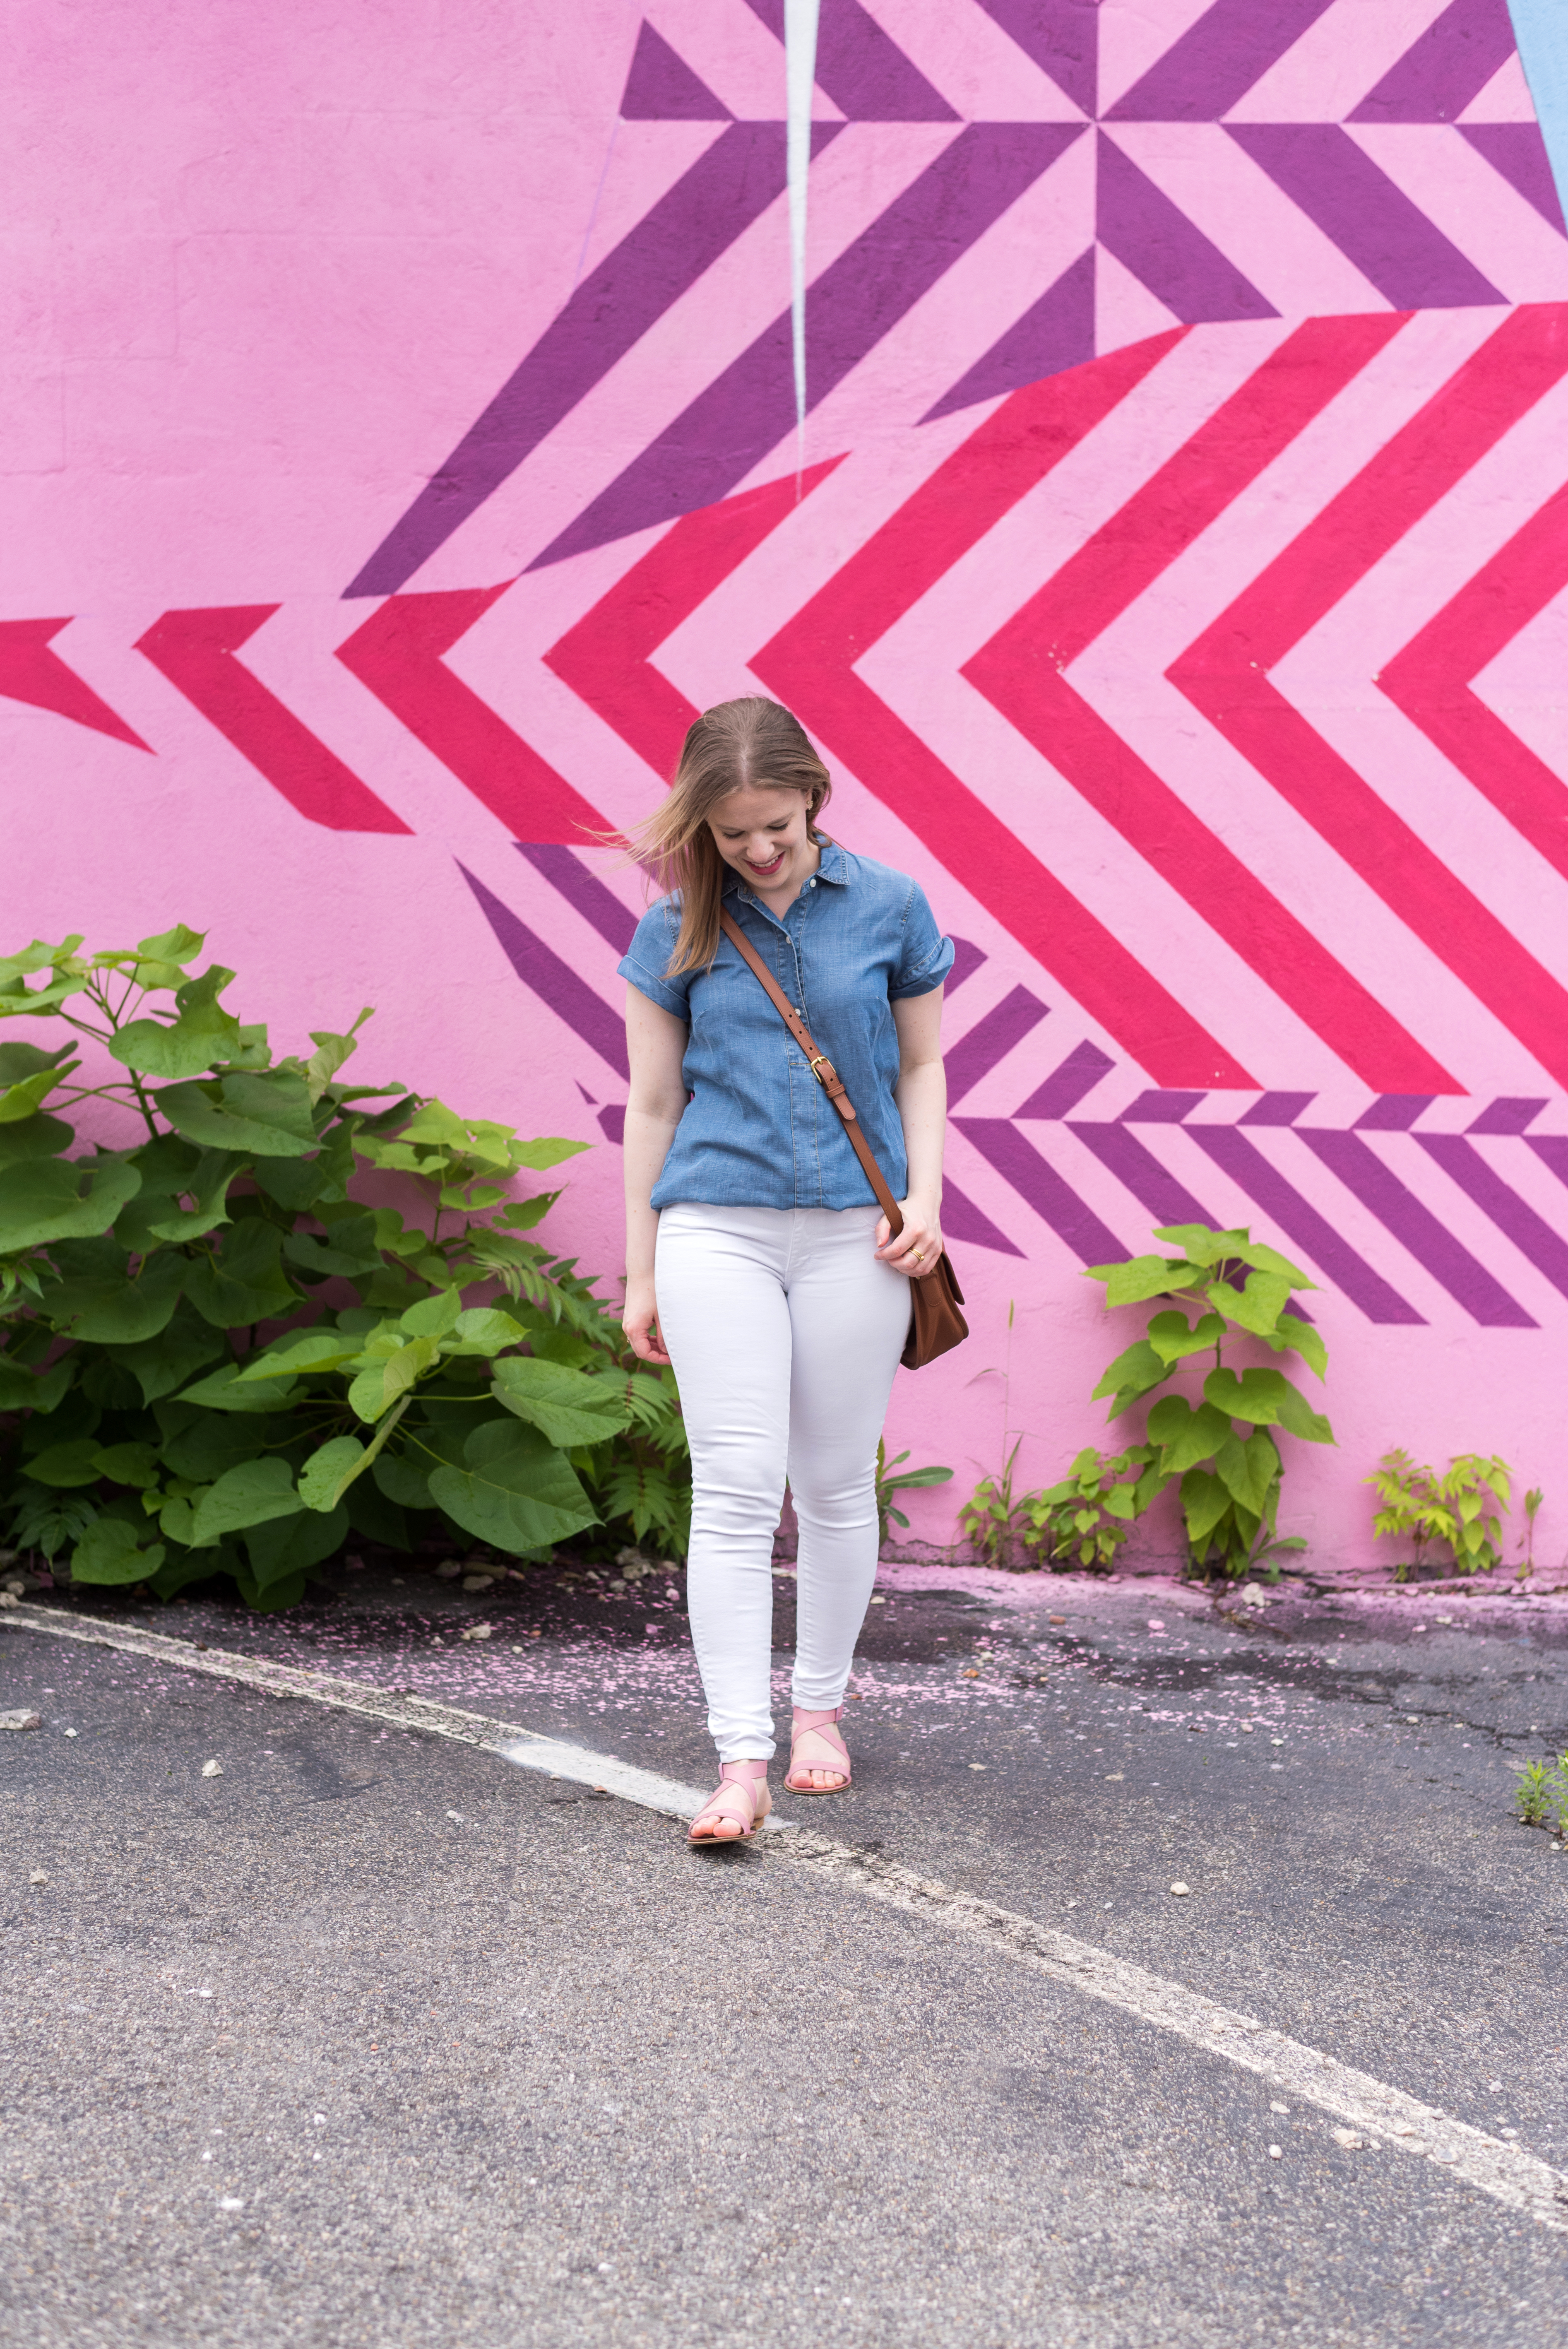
left=1513, top=1752, right=1568, bottom=1839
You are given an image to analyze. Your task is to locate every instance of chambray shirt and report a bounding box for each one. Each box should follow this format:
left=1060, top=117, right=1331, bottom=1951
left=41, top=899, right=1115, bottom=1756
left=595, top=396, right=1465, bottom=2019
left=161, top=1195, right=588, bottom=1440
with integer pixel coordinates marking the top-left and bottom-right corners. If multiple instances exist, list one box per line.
left=619, top=842, right=953, bottom=1211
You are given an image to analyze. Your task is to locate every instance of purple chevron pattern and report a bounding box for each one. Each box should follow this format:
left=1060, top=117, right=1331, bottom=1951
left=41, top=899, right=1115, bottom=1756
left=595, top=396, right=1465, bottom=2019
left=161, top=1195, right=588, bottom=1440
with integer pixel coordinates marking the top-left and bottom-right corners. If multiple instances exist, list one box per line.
left=347, top=0, right=1568, bottom=592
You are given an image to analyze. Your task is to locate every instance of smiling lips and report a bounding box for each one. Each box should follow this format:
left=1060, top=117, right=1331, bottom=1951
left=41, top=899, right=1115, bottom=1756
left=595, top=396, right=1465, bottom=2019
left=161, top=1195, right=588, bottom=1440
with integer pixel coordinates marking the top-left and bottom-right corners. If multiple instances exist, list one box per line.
left=746, top=852, right=785, bottom=876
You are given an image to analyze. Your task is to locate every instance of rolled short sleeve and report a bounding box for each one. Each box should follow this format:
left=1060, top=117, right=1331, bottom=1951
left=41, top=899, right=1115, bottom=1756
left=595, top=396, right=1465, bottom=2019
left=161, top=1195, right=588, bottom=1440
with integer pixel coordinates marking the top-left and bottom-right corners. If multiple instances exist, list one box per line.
left=889, top=880, right=955, bottom=1000
left=618, top=900, right=691, bottom=1019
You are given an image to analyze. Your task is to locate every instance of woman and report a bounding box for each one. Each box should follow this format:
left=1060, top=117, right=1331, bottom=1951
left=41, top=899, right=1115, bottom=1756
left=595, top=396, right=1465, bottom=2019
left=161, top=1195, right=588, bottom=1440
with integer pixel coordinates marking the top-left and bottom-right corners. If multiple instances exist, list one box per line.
left=618, top=696, right=952, bottom=1844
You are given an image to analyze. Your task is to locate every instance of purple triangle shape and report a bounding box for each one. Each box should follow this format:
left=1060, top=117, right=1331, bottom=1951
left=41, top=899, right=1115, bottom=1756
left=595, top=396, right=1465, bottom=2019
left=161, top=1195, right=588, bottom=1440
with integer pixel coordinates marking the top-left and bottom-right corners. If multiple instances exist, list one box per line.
left=923, top=243, right=1094, bottom=421
left=1459, top=122, right=1566, bottom=232
left=621, top=21, right=731, bottom=120
left=976, top=0, right=1097, bottom=117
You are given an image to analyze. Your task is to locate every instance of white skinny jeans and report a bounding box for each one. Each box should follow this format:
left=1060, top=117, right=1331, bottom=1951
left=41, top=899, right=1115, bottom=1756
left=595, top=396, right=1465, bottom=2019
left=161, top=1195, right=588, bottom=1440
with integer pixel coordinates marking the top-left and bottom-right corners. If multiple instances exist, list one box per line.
left=654, top=1202, right=912, bottom=1762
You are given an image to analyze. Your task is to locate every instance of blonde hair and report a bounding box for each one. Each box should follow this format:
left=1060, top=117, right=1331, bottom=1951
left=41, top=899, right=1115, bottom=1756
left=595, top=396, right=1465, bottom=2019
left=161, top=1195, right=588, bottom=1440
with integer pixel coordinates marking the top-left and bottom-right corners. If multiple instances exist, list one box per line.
left=623, top=697, right=832, bottom=975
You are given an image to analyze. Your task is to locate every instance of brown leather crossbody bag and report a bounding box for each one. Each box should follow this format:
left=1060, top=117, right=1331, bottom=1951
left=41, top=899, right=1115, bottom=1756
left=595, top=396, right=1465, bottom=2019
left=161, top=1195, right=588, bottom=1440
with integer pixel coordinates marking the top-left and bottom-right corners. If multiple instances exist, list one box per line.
left=718, top=908, right=968, bottom=1370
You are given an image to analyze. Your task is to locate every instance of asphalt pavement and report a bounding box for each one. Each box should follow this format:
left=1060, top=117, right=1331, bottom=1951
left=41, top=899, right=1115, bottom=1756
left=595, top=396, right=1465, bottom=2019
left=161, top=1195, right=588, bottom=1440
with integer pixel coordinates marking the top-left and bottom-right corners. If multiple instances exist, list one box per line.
left=2, top=1556, right=1566, bottom=2347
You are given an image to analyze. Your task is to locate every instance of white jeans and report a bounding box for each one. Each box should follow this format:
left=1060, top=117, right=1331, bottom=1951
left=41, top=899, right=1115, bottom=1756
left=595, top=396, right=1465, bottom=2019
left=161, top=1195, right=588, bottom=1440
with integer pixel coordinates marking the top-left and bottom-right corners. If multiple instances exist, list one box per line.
left=654, top=1202, right=912, bottom=1762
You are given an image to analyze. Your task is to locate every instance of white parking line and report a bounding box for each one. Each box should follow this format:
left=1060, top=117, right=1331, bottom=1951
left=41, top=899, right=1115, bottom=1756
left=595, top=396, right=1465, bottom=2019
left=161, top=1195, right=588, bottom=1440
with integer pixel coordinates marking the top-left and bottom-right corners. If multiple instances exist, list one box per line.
left=9, top=1603, right=1566, bottom=2234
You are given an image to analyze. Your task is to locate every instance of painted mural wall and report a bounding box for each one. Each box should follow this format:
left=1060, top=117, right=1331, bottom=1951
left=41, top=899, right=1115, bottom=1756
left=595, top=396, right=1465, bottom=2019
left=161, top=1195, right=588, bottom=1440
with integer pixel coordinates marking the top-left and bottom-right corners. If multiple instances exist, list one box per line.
left=5, top=0, right=1568, bottom=1568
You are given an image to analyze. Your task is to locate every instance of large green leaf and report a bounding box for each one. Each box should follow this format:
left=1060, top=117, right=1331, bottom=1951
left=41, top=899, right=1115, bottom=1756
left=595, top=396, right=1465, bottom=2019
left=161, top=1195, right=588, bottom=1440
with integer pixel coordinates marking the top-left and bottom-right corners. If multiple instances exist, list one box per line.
left=0, top=936, right=88, bottom=1016
left=1091, top=1339, right=1168, bottom=1415
left=0, top=1044, right=77, bottom=1124
left=1086, top=1254, right=1205, bottom=1307
left=243, top=1504, right=347, bottom=1588
left=107, top=1304, right=225, bottom=1406
left=158, top=1492, right=214, bottom=1549
left=0, top=1110, right=74, bottom=1168
left=372, top=1448, right=433, bottom=1511
left=190, top=1456, right=305, bottom=1543
left=108, top=965, right=244, bottom=1078
left=25, top=1437, right=104, bottom=1488
left=154, top=1069, right=316, bottom=1158
left=427, top=1416, right=596, bottom=1555
left=1178, top=1468, right=1235, bottom=1548
left=1145, top=1309, right=1226, bottom=1368
left=0, top=1156, right=141, bottom=1251
left=1265, top=1312, right=1328, bottom=1381
left=348, top=1335, right=439, bottom=1423
left=110, top=1131, right=201, bottom=1251
left=1151, top=1224, right=1251, bottom=1269
left=452, top=1305, right=527, bottom=1352
left=183, top=1217, right=298, bottom=1328
left=144, top=1150, right=248, bottom=1246
left=298, top=1436, right=368, bottom=1513
left=512, top=1137, right=592, bottom=1171
left=1210, top=1271, right=1291, bottom=1338
left=398, top=1286, right=463, bottom=1340
left=0, top=1356, right=73, bottom=1413
left=132, top=924, right=205, bottom=986
left=1203, top=1367, right=1335, bottom=1445
left=491, top=1356, right=634, bottom=1448
left=47, top=1250, right=184, bottom=1344
left=0, top=1038, right=75, bottom=1086
left=91, top=1442, right=162, bottom=1490
left=234, top=1323, right=360, bottom=1381
left=71, top=1518, right=166, bottom=1586
left=176, top=1359, right=298, bottom=1413
left=297, top=1397, right=408, bottom=1512
left=1146, top=1395, right=1234, bottom=1473
left=1211, top=1430, right=1280, bottom=1516
left=250, top=1151, right=339, bottom=1213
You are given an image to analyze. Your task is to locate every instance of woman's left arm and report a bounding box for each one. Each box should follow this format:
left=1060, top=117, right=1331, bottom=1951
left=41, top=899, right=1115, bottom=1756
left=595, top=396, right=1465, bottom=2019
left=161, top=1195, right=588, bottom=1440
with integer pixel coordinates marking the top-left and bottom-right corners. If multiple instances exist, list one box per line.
left=876, top=984, right=946, bottom=1276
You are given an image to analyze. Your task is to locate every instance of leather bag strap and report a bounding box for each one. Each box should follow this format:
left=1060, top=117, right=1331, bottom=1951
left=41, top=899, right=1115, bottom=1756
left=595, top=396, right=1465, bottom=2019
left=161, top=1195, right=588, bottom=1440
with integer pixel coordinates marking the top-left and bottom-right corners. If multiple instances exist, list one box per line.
left=717, top=907, right=904, bottom=1237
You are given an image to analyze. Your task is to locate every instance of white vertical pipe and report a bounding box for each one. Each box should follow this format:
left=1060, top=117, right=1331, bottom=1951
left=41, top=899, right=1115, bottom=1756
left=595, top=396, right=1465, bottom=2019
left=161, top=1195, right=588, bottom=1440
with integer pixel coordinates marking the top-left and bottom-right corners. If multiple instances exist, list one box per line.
left=785, top=0, right=822, bottom=480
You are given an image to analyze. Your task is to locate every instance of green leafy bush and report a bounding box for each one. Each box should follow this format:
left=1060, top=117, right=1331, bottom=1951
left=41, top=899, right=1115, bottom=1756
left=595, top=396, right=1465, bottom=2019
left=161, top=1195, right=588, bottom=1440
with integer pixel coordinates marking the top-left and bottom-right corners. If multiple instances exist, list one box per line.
left=1022, top=1444, right=1159, bottom=1573
left=1366, top=1449, right=1512, bottom=1579
left=1082, top=1222, right=1335, bottom=1580
left=0, top=928, right=688, bottom=1607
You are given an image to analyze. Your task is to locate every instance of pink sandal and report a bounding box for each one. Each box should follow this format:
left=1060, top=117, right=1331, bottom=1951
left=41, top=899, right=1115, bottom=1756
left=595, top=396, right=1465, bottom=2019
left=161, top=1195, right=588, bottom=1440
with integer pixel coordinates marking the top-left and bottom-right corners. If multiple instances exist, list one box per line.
left=785, top=1708, right=852, bottom=1794
left=688, top=1761, right=772, bottom=1844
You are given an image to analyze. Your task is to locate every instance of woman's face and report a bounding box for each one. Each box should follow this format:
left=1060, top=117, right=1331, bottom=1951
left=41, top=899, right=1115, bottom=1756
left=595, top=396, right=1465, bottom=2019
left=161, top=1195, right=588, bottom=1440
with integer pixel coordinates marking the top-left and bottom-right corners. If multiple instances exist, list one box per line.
left=707, top=785, right=817, bottom=897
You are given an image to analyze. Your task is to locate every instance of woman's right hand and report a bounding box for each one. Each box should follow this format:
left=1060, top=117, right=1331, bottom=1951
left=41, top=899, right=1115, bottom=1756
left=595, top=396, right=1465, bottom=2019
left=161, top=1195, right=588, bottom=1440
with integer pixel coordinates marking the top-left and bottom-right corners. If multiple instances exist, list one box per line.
left=622, top=1275, right=673, bottom=1366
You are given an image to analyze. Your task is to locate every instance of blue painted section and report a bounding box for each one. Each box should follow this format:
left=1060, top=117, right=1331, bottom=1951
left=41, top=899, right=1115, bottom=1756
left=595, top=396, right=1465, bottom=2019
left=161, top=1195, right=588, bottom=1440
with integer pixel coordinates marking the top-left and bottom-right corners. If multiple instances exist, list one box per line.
left=1508, top=0, right=1568, bottom=226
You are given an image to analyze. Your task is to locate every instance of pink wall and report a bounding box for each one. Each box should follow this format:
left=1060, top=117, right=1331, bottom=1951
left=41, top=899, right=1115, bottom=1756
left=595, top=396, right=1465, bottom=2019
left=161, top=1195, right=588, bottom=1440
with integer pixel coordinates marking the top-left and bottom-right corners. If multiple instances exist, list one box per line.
left=6, top=0, right=1568, bottom=1571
